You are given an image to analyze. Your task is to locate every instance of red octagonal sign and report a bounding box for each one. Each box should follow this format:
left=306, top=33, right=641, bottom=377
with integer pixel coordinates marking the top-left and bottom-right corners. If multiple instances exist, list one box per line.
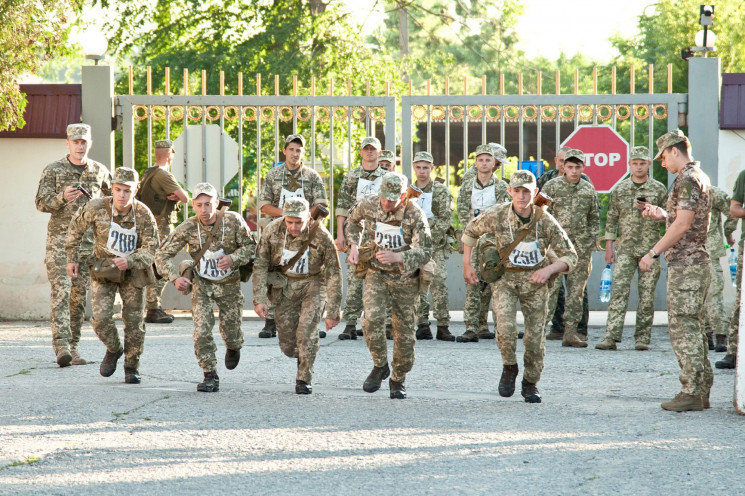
left=561, top=125, right=629, bottom=193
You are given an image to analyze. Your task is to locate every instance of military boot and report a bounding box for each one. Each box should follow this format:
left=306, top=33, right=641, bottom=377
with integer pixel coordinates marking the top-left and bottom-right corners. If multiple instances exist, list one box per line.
left=197, top=371, right=220, bottom=392
left=703, top=390, right=711, bottom=409
left=562, top=332, right=588, bottom=348
left=707, top=333, right=715, bottom=350
left=363, top=363, right=390, bottom=393
left=521, top=379, right=542, bottom=403
left=477, top=328, right=495, bottom=340
left=100, top=348, right=123, bottom=377
left=70, top=350, right=88, bottom=365
left=295, top=380, right=312, bottom=395
left=595, top=337, right=617, bottom=350
left=546, top=328, right=564, bottom=340
left=635, top=341, right=649, bottom=351
left=715, top=335, right=727, bottom=353
left=661, top=392, right=703, bottom=412
left=56, top=348, right=72, bottom=368
left=386, top=324, right=393, bottom=340
left=225, top=348, right=240, bottom=370
left=145, top=308, right=174, bottom=324
left=338, top=324, right=358, bottom=340
left=258, top=319, right=276, bottom=338
left=456, top=330, right=479, bottom=343
left=498, top=364, right=519, bottom=397
left=356, top=328, right=364, bottom=337
left=389, top=379, right=407, bottom=399
left=319, top=329, right=327, bottom=339
left=715, top=354, right=736, bottom=369
left=436, top=325, right=455, bottom=342
left=124, top=367, right=141, bottom=384
left=416, top=323, right=433, bottom=340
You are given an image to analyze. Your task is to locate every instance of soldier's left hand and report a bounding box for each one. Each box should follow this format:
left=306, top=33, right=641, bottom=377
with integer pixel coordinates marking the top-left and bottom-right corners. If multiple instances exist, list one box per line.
left=217, top=254, right=233, bottom=270
left=376, top=250, right=403, bottom=265
left=66, top=263, right=79, bottom=278
left=112, top=257, right=129, bottom=270
left=530, top=267, right=553, bottom=285
left=325, top=318, right=340, bottom=330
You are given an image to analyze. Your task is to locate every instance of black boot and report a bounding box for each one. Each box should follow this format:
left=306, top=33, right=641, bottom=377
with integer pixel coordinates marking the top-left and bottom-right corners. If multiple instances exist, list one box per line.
left=389, top=379, right=407, bottom=399
left=707, top=333, right=715, bottom=351
left=716, top=354, right=736, bottom=369
left=339, top=324, right=358, bottom=340
left=100, top=348, right=123, bottom=377
left=715, top=335, right=727, bottom=353
left=197, top=371, right=220, bottom=392
left=436, top=325, right=455, bottom=342
left=498, top=364, right=519, bottom=397
left=295, top=380, right=312, bottom=394
left=456, top=330, right=479, bottom=343
left=225, top=348, right=240, bottom=370
left=521, top=378, right=542, bottom=403
left=258, top=319, right=276, bottom=338
left=363, top=364, right=390, bottom=393
left=386, top=324, right=393, bottom=340
left=416, top=323, right=433, bottom=340
left=124, top=367, right=141, bottom=384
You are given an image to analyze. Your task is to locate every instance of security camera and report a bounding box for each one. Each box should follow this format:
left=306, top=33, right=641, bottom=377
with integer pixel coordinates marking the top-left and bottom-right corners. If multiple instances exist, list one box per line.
left=681, top=47, right=693, bottom=61
left=700, top=5, right=714, bottom=26
left=701, top=5, right=713, bottom=15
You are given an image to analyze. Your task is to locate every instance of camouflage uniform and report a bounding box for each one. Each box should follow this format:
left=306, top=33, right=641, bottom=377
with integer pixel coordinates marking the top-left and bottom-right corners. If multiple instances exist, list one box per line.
left=602, top=175, right=667, bottom=344
left=461, top=143, right=508, bottom=185
left=704, top=186, right=737, bottom=337
left=543, top=168, right=600, bottom=340
left=252, top=212, right=342, bottom=384
left=537, top=169, right=591, bottom=191
left=462, top=201, right=577, bottom=384
left=724, top=169, right=745, bottom=358
left=66, top=194, right=159, bottom=372
left=35, top=140, right=111, bottom=356
left=155, top=196, right=256, bottom=374
left=457, top=171, right=510, bottom=335
left=347, top=182, right=433, bottom=385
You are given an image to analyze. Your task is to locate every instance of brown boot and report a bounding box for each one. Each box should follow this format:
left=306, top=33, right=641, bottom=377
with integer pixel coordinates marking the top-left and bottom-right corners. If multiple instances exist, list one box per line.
left=707, top=333, right=715, bottom=350
left=56, top=348, right=72, bottom=367
left=436, top=325, right=455, bottom=342
left=715, top=335, right=727, bottom=353
left=498, top=364, right=519, bottom=397
left=661, top=392, right=703, bottom=412
left=70, top=350, right=88, bottom=365
left=145, top=308, right=174, bottom=324
left=635, top=341, right=650, bottom=351
left=715, top=354, right=736, bottom=369
left=562, top=332, right=588, bottom=348
left=456, top=330, right=479, bottom=343
left=595, top=337, right=617, bottom=350
left=546, top=330, right=564, bottom=340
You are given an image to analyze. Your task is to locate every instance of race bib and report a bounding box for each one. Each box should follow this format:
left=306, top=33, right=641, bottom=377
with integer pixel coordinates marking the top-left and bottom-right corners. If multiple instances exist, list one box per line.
left=279, top=187, right=305, bottom=208
left=107, top=223, right=137, bottom=257
left=199, top=249, right=233, bottom=281
left=471, top=183, right=497, bottom=210
left=374, top=222, right=406, bottom=250
left=508, top=240, right=544, bottom=267
left=281, top=247, right=310, bottom=276
left=356, top=176, right=383, bottom=200
left=416, top=192, right=434, bottom=219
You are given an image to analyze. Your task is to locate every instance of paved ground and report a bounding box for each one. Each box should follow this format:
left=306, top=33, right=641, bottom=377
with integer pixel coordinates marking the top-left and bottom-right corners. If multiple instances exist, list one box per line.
left=1, top=313, right=743, bottom=495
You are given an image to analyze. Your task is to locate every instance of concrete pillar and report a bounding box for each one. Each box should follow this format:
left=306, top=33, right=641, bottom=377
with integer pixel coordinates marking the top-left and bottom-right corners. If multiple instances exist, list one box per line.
left=81, top=65, right=115, bottom=169
left=687, top=57, right=721, bottom=183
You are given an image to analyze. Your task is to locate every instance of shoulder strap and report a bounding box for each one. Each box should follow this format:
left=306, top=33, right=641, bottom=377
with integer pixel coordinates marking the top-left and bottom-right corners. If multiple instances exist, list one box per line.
left=193, top=207, right=227, bottom=264
left=496, top=207, right=544, bottom=265
left=137, top=167, right=159, bottom=198
left=279, top=220, right=320, bottom=272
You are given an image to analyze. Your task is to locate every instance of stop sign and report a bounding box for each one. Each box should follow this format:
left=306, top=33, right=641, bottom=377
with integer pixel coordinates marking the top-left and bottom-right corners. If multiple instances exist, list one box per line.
left=561, top=125, right=629, bottom=193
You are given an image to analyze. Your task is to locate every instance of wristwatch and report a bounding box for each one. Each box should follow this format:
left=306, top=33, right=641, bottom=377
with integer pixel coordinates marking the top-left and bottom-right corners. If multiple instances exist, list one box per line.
left=648, top=248, right=660, bottom=259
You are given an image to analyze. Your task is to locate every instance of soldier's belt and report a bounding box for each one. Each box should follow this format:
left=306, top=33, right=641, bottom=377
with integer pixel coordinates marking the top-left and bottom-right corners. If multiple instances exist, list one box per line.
left=503, top=267, right=535, bottom=273
left=284, top=271, right=321, bottom=281
left=369, top=265, right=420, bottom=278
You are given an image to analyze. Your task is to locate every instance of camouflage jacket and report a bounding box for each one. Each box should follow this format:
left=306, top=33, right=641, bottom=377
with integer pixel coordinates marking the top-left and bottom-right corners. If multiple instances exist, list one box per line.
left=707, top=185, right=737, bottom=259
left=543, top=175, right=600, bottom=252
left=335, top=165, right=386, bottom=217
left=457, top=174, right=510, bottom=226
left=155, top=211, right=256, bottom=284
left=259, top=163, right=328, bottom=212
left=66, top=198, right=158, bottom=271
left=252, top=218, right=342, bottom=317
left=537, top=169, right=591, bottom=191
left=462, top=203, right=577, bottom=273
left=35, top=156, right=111, bottom=253
left=665, top=162, right=711, bottom=266
left=413, top=179, right=453, bottom=249
left=346, top=195, right=433, bottom=278
left=605, top=176, right=667, bottom=257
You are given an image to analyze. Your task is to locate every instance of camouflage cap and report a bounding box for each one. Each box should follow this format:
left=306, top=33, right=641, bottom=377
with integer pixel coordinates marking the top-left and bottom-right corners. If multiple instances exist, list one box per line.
left=155, top=139, right=174, bottom=150
left=111, top=167, right=139, bottom=187
left=509, top=170, right=537, bottom=189
left=285, top=133, right=306, bottom=147
left=191, top=182, right=218, bottom=199
left=489, top=142, right=509, bottom=164
left=378, top=172, right=408, bottom=201
left=564, top=148, right=585, bottom=163
left=413, top=151, right=434, bottom=163
left=654, top=129, right=687, bottom=160
left=379, top=149, right=396, bottom=163
left=630, top=146, right=651, bottom=161
left=67, top=123, right=91, bottom=141
left=283, top=197, right=310, bottom=217
left=360, top=136, right=382, bottom=150
left=474, top=144, right=495, bottom=158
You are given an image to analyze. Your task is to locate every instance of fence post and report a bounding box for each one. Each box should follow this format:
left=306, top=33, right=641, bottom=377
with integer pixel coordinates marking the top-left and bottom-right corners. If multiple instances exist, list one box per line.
left=81, top=65, right=115, bottom=169
left=687, top=57, right=721, bottom=184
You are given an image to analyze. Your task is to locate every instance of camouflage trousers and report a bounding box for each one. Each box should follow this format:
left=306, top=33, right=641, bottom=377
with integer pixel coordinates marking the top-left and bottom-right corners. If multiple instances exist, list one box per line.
left=418, top=248, right=450, bottom=326
left=726, top=246, right=742, bottom=355
left=464, top=241, right=493, bottom=332
left=46, top=248, right=90, bottom=354
left=275, top=277, right=324, bottom=383
left=362, top=270, right=419, bottom=383
left=343, top=260, right=364, bottom=325
left=146, top=216, right=171, bottom=310
left=491, top=272, right=549, bottom=384
left=191, top=278, right=244, bottom=373
left=90, top=277, right=146, bottom=370
left=548, top=245, right=593, bottom=335
left=704, top=259, right=728, bottom=336
left=667, top=264, right=713, bottom=397
left=604, top=252, right=661, bottom=343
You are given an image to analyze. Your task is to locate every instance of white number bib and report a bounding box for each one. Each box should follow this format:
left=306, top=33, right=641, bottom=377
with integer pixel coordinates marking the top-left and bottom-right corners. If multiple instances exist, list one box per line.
left=281, top=247, right=310, bottom=276
left=374, top=222, right=406, bottom=250
left=356, top=176, right=383, bottom=200
left=279, top=187, right=305, bottom=208
left=471, top=183, right=497, bottom=210
left=199, top=249, right=233, bottom=281
left=416, top=191, right=434, bottom=219
left=107, top=223, right=137, bottom=257
left=508, top=240, right=544, bottom=267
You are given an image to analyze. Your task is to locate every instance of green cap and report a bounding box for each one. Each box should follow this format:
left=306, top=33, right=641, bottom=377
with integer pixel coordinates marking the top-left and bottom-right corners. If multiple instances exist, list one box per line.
left=361, top=136, right=381, bottom=150
left=564, top=148, right=585, bottom=163
left=191, top=182, right=218, bottom=199
left=285, top=134, right=306, bottom=147
left=509, top=170, right=537, bottom=189
left=654, top=129, right=687, bottom=160
left=283, top=197, right=310, bottom=217
left=629, top=146, right=651, bottom=161
left=379, top=149, right=396, bottom=163
left=413, top=151, right=434, bottom=163
left=155, top=139, right=174, bottom=150
left=66, top=123, right=91, bottom=141
left=378, top=172, right=408, bottom=201
left=112, top=167, right=139, bottom=187
left=474, top=144, right=495, bottom=158
left=489, top=143, right=509, bottom=165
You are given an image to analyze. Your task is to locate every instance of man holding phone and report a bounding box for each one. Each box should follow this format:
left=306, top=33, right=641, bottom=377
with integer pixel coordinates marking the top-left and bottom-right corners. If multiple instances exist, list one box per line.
left=596, top=146, right=667, bottom=350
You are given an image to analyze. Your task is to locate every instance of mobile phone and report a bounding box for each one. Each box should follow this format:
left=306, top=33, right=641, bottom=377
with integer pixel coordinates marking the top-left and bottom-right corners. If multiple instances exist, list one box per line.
left=636, top=196, right=647, bottom=202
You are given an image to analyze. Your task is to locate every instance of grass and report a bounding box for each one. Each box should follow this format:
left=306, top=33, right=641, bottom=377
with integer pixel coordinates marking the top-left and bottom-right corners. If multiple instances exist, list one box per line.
left=6, top=367, right=35, bottom=378
left=0, top=456, right=42, bottom=472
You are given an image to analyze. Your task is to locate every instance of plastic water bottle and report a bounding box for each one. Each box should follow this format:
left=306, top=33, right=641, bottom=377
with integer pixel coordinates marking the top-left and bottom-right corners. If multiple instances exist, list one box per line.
left=729, top=247, right=738, bottom=287
left=599, top=264, right=612, bottom=303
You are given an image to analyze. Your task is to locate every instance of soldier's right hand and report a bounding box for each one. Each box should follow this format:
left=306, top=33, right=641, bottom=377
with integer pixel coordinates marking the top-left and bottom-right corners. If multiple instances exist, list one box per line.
left=66, top=263, right=79, bottom=278
left=174, top=277, right=192, bottom=292
left=604, top=247, right=616, bottom=265
left=335, top=235, right=347, bottom=252
left=348, top=244, right=359, bottom=264
left=463, top=264, right=479, bottom=285
left=254, top=303, right=268, bottom=318
left=63, top=186, right=82, bottom=202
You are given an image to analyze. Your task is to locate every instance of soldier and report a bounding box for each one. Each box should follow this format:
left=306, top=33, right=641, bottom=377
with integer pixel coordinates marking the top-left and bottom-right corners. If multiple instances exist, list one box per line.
left=456, top=144, right=510, bottom=343
left=253, top=198, right=342, bottom=394
left=347, top=172, right=432, bottom=399
left=65, top=167, right=158, bottom=384
left=596, top=146, right=667, bottom=351
left=412, top=151, right=455, bottom=341
left=35, top=123, right=111, bottom=367
left=156, top=183, right=256, bottom=392
left=461, top=142, right=508, bottom=185
left=639, top=130, right=713, bottom=412
left=704, top=186, right=737, bottom=352
left=462, top=170, right=577, bottom=403
left=378, top=149, right=396, bottom=172
left=258, top=134, right=328, bottom=339
left=140, top=139, right=189, bottom=324
left=335, top=136, right=386, bottom=340
left=543, top=149, right=600, bottom=348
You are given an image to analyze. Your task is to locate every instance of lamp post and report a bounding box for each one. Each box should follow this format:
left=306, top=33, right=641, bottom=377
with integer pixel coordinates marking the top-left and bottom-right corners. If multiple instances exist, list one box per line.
left=79, top=29, right=108, bottom=65
left=80, top=28, right=114, bottom=167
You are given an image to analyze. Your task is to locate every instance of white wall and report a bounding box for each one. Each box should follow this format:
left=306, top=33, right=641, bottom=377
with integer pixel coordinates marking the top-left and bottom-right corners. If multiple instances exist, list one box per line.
left=718, top=129, right=745, bottom=308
